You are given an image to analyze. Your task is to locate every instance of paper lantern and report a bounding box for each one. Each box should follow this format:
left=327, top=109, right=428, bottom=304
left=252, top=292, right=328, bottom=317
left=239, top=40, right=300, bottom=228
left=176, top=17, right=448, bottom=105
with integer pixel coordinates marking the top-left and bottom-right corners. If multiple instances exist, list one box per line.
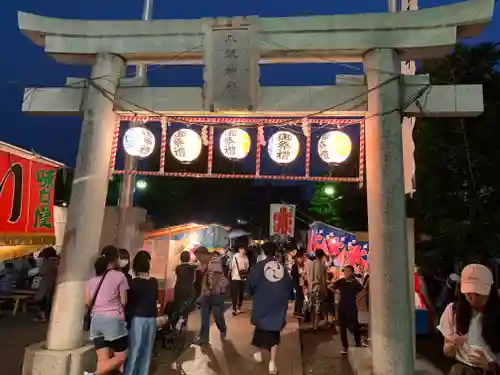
left=318, top=131, right=352, bottom=164
left=170, top=128, right=202, bottom=163
left=267, top=131, right=300, bottom=164
left=220, top=128, right=251, bottom=160
left=123, top=127, right=155, bottom=158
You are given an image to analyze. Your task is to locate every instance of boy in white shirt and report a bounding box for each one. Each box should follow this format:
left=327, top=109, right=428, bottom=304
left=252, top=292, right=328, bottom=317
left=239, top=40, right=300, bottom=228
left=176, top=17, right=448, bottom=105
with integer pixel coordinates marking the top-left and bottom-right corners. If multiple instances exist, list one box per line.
left=231, top=246, right=249, bottom=315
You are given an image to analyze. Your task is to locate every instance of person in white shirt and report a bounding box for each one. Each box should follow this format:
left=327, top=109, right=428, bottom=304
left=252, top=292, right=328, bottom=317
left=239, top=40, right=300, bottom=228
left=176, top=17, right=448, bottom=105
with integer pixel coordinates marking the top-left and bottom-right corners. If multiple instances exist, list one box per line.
left=438, top=264, right=500, bottom=374
left=231, top=246, right=249, bottom=315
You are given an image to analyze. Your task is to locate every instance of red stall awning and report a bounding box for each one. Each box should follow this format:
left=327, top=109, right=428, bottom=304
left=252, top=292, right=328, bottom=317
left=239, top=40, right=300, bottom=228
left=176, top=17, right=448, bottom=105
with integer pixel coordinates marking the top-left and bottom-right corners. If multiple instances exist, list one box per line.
left=0, top=142, right=64, bottom=260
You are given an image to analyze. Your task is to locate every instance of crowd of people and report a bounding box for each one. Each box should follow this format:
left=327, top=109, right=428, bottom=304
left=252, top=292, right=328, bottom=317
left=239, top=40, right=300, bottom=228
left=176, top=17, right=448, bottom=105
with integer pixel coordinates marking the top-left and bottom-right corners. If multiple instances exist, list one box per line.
left=288, top=248, right=368, bottom=353
left=0, top=247, right=59, bottom=321
left=82, top=241, right=297, bottom=375
left=286, top=248, right=500, bottom=375
left=3, top=240, right=500, bottom=375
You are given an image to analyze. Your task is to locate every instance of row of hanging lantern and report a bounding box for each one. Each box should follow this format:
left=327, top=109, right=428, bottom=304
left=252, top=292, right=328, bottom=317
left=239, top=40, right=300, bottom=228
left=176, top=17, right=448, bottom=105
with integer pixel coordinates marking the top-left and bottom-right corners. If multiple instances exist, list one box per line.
left=122, top=126, right=352, bottom=165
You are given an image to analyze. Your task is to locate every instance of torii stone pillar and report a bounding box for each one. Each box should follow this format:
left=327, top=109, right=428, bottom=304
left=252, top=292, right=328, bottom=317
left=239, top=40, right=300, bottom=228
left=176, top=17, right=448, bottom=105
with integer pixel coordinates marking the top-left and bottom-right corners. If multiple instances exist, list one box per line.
left=22, top=53, right=125, bottom=375
left=47, top=53, right=125, bottom=351
left=364, top=49, right=413, bottom=374
left=17, top=1, right=493, bottom=374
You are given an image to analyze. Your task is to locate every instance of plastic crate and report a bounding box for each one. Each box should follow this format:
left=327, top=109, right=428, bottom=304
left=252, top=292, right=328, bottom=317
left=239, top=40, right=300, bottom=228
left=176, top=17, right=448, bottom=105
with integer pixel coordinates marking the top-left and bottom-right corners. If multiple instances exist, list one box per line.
left=415, top=308, right=429, bottom=335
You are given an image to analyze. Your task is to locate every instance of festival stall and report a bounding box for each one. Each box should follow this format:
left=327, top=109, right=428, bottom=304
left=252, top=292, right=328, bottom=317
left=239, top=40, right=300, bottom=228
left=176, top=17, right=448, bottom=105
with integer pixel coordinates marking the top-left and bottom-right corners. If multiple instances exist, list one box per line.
left=307, top=221, right=429, bottom=334
left=0, top=142, right=62, bottom=261
left=143, top=223, right=229, bottom=306
left=307, top=222, right=367, bottom=275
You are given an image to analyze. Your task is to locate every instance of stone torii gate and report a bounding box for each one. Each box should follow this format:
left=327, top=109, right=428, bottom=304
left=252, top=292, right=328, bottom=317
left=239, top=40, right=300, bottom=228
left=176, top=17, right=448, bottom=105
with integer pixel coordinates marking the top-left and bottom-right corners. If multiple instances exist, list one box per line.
left=18, top=1, right=493, bottom=374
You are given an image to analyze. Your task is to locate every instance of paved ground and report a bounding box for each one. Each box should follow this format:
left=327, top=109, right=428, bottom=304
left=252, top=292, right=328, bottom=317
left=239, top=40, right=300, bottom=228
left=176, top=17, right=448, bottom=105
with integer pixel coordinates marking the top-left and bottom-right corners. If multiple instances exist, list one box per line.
left=416, top=334, right=454, bottom=373
left=299, top=322, right=353, bottom=375
left=154, top=302, right=302, bottom=375
left=1, top=302, right=452, bottom=375
left=0, top=313, right=48, bottom=375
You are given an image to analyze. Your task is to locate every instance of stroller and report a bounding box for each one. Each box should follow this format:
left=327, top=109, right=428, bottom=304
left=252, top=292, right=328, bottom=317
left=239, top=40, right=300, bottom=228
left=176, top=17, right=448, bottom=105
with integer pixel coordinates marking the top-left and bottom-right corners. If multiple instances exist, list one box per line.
left=158, top=297, right=197, bottom=354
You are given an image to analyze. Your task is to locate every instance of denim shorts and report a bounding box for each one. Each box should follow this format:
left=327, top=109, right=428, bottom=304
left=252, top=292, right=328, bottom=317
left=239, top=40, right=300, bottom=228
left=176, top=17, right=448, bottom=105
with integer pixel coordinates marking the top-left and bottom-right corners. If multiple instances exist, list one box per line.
left=90, top=314, right=127, bottom=342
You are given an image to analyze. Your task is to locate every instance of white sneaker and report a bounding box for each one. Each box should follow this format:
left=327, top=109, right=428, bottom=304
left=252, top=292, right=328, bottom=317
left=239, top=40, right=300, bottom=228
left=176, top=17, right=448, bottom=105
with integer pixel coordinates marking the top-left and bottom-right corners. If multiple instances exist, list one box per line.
left=253, top=351, right=263, bottom=363
left=269, top=361, right=278, bottom=374
left=83, top=372, right=95, bottom=375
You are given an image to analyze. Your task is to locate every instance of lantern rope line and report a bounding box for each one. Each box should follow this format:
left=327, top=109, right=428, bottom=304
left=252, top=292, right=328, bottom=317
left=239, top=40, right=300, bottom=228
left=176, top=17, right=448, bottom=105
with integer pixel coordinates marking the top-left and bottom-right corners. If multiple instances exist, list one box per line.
left=256, top=125, right=263, bottom=176
left=305, top=126, right=311, bottom=177
left=259, top=39, right=414, bottom=79
left=21, top=44, right=203, bottom=112
left=112, top=169, right=360, bottom=182
left=93, top=72, right=429, bottom=131
left=92, top=73, right=427, bottom=183
left=358, top=120, right=366, bottom=186
left=207, top=126, right=214, bottom=175
left=159, top=117, right=168, bottom=172
left=108, top=115, right=121, bottom=179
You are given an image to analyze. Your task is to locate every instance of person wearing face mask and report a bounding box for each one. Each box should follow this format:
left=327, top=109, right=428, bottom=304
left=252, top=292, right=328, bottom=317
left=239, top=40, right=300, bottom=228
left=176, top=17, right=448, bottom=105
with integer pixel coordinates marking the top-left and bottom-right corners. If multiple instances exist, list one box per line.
left=118, top=249, right=133, bottom=285
left=438, top=264, right=500, bottom=375
left=84, top=246, right=129, bottom=375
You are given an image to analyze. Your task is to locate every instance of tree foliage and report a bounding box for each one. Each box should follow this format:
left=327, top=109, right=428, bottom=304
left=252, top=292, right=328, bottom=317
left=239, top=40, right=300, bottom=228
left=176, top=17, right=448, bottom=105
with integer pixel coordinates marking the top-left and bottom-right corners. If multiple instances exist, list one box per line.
left=308, top=43, right=500, bottom=263
left=415, top=43, right=500, bottom=261
left=308, top=181, right=367, bottom=231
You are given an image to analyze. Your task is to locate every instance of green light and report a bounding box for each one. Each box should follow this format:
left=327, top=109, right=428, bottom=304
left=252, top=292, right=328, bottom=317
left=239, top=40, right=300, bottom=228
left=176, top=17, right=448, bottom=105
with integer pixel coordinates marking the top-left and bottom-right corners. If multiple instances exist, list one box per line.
left=136, top=179, right=148, bottom=190
left=323, top=185, right=335, bottom=196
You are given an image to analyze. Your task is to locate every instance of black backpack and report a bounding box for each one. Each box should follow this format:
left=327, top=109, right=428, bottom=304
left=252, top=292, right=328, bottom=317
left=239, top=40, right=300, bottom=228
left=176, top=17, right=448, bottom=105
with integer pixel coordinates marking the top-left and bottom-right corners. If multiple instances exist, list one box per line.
left=221, top=255, right=231, bottom=279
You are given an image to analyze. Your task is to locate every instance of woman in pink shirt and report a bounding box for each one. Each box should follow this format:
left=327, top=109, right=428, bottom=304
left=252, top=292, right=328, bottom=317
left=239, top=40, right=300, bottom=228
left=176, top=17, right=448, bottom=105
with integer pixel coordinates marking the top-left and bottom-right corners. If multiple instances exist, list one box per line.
left=84, top=246, right=129, bottom=375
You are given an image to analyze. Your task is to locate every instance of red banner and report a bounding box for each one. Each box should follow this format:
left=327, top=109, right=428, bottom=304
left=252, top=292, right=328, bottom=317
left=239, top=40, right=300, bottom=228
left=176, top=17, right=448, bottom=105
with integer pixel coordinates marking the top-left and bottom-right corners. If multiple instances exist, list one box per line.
left=269, top=204, right=296, bottom=238
left=0, top=150, right=57, bottom=245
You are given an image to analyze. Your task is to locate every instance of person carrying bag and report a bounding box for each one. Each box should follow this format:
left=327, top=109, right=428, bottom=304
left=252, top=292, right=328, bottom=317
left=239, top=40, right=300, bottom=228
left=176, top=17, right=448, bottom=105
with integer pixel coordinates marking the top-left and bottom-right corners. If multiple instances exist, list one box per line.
left=83, top=270, right=109, bottom=331
left=231, top=247, right=249, bottom=315
left=83, top=246, right=129, bottom=375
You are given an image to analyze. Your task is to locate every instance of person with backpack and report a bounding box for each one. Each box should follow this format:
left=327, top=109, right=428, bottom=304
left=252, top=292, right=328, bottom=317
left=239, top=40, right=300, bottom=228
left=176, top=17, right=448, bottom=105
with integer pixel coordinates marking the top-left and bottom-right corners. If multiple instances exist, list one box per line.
left=194, top=246, right=228, bottom=344
left=231, top=246, right=249, bottom=315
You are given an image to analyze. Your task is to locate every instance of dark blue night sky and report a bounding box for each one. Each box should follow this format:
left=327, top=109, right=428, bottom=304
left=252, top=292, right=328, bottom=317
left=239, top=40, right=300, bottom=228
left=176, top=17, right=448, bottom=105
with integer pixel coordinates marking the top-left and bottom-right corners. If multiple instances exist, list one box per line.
left=0, top=0, right=498, bottom=167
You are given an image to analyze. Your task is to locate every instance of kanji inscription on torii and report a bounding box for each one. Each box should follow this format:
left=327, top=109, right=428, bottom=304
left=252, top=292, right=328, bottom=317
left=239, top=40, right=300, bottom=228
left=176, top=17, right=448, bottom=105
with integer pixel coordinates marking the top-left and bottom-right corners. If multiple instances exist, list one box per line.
left=203, top=21, right=259, bottom=112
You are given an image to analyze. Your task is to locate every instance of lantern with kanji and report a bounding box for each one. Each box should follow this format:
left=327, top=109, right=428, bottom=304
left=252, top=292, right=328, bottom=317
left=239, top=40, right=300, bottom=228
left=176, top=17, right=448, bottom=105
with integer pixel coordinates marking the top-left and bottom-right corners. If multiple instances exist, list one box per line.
left=317, top=130, right=352, bottom=164
left=220, top=128, right=251, bottom=160
left=123, top=127, right=156, bottom=158
left=267, top=131, right=300, bottom=164
left=170, top=128, right=202, bottom=163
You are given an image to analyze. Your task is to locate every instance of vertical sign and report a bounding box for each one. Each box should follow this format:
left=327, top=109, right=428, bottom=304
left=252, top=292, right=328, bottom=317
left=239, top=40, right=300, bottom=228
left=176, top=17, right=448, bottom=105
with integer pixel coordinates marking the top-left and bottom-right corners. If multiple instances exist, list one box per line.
left=0, top=151, right=57, bottom=245
left=270, top=204, right=296, bottom=238
left=401, top=0, right=418, bottom=195
left=203, top=18, right=259, bottom=112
